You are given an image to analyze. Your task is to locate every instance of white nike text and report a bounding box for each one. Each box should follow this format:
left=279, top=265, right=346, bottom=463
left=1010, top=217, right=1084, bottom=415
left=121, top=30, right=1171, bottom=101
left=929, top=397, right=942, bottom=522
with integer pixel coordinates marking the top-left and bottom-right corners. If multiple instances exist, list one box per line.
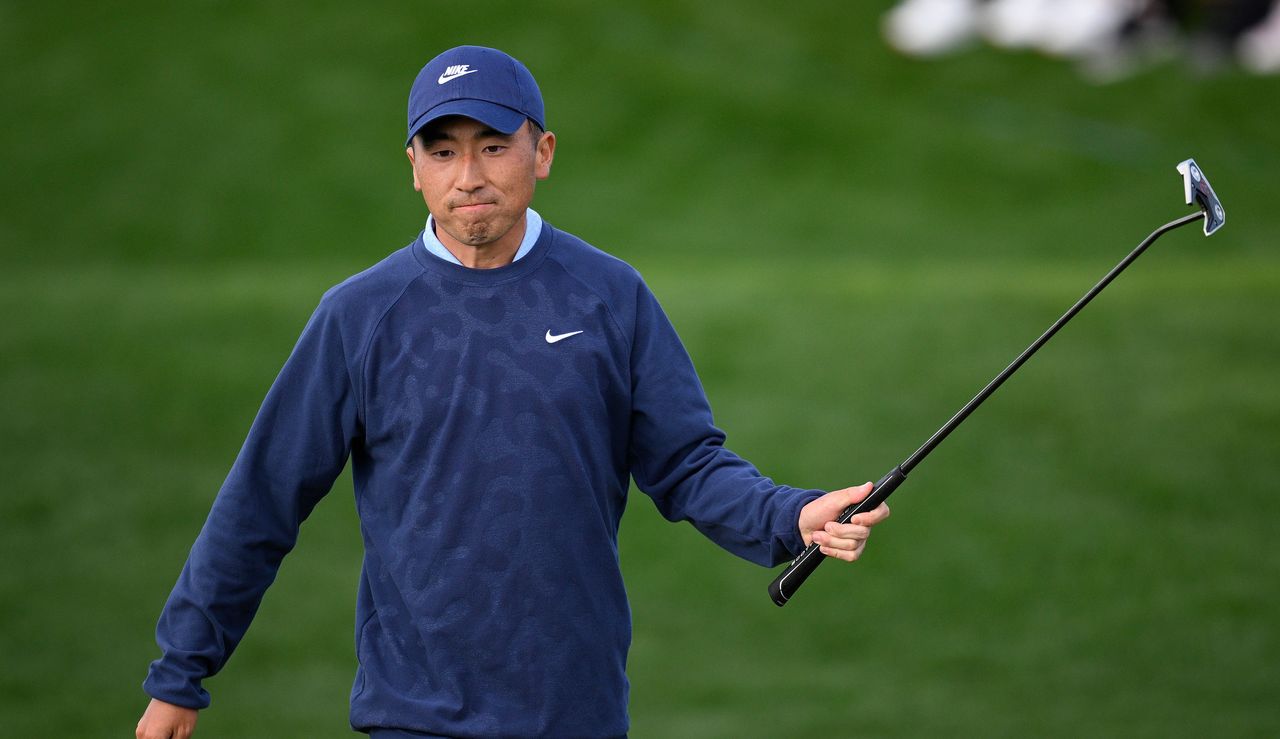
left=437, top=65, right=479, bottom=84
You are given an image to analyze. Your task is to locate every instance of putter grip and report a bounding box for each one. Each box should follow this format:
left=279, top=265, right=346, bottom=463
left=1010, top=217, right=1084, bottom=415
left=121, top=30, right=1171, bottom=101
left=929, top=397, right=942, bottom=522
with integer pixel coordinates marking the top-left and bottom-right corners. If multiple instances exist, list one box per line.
left=768, top=465, right=907, bottom=606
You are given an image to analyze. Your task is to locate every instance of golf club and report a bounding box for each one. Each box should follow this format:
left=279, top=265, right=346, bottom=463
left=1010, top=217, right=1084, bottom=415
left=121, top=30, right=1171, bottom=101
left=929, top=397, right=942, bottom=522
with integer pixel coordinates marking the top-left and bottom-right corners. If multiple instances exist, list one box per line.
left=769, top=158, right=1226, bottom=607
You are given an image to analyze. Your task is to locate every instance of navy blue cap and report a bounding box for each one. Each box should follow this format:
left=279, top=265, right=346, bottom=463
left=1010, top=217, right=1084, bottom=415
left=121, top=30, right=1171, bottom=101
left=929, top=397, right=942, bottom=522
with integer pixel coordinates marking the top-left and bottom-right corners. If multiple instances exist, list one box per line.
left=405, top=46, right=545, bottom=147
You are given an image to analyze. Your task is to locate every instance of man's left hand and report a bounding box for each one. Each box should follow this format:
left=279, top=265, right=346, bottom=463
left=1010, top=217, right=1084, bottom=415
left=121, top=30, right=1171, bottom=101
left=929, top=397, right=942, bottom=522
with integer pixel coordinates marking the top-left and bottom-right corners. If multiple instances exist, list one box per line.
left=798, top=482, right=891, bottom=562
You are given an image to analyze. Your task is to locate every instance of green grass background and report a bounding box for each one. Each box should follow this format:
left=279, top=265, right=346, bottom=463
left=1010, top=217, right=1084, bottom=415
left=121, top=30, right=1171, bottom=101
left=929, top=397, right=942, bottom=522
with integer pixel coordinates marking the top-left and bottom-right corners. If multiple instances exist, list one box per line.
left=2, top=2, right=1278, bottom=736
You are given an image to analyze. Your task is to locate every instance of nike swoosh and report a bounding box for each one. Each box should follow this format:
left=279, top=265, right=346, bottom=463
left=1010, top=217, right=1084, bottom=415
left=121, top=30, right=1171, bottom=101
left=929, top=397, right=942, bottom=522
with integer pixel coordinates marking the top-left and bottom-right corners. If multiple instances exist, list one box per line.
left=545, top=330, right=584, bottom=344
left=437, top=69, right=479, bottom=84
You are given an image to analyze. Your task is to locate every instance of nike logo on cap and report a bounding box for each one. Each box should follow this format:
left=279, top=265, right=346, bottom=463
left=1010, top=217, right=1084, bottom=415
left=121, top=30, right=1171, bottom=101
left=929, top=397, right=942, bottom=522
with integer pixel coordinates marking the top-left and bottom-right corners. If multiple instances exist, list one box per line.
left=437, top=65, right=479, bottom=84
left=545, top=330, right=583, bottom=344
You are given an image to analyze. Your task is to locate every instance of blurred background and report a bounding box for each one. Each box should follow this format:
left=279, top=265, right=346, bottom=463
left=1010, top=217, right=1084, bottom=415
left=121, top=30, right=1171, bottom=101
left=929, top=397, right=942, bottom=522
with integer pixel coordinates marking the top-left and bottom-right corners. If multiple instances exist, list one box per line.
left=2, top=2, right=1277, bottom=736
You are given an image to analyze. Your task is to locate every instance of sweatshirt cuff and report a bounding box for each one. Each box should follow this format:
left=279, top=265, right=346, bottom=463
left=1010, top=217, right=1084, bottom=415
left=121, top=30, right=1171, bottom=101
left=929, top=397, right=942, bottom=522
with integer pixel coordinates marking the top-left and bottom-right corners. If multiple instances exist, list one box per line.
left=772, top=487, right=825, bottom=565
left=143, top=659, right=211, bottom=710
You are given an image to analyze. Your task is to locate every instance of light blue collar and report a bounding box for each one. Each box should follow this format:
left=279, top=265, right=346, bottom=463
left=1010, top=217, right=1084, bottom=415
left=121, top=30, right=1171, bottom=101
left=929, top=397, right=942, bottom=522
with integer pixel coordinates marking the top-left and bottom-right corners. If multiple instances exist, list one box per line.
left=422, top=208, right=542, bottom=266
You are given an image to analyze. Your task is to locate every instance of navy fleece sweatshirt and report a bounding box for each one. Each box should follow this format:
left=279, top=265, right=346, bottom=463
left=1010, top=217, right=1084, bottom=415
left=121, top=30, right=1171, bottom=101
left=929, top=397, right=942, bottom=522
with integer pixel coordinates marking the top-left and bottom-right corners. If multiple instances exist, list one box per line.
left=144, top=223, right=823, bottom=737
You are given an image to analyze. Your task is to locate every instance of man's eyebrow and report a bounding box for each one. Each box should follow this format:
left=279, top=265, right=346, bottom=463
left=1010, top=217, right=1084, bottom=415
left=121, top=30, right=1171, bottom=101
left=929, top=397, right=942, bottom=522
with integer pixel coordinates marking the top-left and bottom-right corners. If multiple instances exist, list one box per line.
left=419, top=126, right=512, bottom=145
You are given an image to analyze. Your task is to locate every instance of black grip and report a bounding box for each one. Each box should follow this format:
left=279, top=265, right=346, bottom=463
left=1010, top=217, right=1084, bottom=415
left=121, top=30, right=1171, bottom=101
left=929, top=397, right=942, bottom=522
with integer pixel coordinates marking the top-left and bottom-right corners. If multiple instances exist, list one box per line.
left=767, top=465, right=907, bottom=606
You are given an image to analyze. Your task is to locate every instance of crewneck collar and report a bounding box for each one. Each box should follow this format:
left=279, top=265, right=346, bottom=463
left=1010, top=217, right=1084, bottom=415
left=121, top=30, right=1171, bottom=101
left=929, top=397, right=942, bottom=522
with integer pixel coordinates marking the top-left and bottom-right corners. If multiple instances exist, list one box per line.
left=412, top=218, right=554, bottom=286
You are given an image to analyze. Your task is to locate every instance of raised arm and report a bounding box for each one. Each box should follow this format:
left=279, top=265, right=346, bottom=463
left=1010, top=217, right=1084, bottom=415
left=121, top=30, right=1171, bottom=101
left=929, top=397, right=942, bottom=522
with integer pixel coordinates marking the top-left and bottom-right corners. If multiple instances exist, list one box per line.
left=625, top=281, right=827, bottom=566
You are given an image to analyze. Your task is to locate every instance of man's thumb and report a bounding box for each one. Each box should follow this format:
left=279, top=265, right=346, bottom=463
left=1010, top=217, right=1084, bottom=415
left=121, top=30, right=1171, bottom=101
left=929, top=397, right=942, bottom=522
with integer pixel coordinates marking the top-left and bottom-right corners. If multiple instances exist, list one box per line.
left=847, top=481, right=875, bottom=504
left=823, top=481, right=873, bottom=513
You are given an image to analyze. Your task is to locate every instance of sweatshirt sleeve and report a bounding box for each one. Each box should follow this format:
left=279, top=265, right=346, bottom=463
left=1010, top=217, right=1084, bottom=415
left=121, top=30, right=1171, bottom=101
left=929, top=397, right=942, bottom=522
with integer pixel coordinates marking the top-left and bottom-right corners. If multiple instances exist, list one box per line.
left=626, top=281, right=823, bottom=567
left=143, top=294, right=361, bottom=708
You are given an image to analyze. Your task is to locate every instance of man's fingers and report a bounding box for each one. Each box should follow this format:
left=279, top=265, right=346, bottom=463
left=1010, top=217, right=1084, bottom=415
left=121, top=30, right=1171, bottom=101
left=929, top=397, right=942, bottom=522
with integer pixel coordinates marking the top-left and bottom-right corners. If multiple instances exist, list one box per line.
left=850, top=502, right=890, bottom=526
left=822, top=521, right=871, bottom=542
left=818, top=544, right=862, bottom=562
left=799, top=482, right=892, bottom=551
left=812, top=526, right=868, bottom=551
left=811, top=487, right=887, bottom=562
left=138, top=722, right=192, bottom=739
left=137, top=699, right=197, bottom=739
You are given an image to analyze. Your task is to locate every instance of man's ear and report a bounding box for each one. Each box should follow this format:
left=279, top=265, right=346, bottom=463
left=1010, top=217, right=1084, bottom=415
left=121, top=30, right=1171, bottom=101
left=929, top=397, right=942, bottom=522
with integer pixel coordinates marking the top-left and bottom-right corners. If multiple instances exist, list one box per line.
left=535, top=131, right=556, bottom=181
left=406, top=146, right=422, bottom=192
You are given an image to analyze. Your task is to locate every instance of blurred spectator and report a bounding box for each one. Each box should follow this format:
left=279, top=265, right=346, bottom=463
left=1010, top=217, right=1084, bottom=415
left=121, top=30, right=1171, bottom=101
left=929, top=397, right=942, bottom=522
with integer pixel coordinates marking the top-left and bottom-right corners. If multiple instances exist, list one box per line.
left=883, top=0, right=1280, bottom=79
left=1238, top=1, right=1280, bottom=71
left=883, top=0, right=985, bottom=56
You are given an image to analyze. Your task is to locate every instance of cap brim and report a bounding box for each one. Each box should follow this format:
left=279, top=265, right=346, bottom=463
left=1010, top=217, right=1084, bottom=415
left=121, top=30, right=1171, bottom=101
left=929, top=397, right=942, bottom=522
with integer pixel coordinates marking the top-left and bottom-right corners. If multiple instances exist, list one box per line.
left=405, top=100, right=527, bottom=146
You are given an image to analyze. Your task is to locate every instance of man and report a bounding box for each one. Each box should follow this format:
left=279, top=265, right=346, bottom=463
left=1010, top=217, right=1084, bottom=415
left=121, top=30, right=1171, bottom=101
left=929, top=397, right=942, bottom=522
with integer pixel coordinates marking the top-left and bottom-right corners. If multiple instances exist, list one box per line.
left=136, top=45, right=890, bottom=739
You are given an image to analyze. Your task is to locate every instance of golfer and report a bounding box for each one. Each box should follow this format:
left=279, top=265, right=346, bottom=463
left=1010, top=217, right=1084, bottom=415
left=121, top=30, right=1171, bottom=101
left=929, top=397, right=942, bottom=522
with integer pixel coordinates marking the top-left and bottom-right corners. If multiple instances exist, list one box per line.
left=136, top=45, right=890, bottom=739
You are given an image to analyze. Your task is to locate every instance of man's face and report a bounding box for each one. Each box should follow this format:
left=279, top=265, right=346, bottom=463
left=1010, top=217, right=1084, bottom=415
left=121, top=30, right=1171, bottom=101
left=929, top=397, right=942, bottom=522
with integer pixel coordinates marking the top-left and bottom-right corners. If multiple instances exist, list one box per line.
left=406, top=116, right=555, bottom=253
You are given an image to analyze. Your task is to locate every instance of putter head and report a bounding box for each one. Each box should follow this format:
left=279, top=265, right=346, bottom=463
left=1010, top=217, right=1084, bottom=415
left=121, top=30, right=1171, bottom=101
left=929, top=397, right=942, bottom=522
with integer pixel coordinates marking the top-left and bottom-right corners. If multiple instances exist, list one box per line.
left=1176, top=159, right=1226, bottom=236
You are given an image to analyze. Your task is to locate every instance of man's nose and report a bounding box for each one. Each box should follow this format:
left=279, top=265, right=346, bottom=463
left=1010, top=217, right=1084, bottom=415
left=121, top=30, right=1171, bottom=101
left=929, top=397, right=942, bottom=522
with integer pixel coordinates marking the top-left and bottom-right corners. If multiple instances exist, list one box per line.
left=455, top=152, right=486, bottom=192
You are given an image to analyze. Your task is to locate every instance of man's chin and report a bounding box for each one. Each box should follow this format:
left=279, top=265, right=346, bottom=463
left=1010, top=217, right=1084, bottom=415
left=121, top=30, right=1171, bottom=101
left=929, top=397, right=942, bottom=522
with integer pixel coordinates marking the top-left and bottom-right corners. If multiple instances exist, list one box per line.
left=459, top=227, right=492, bottom=246
left=437, top=221, right=491, bottom=246
left=453, top=220, right=517, bottom=248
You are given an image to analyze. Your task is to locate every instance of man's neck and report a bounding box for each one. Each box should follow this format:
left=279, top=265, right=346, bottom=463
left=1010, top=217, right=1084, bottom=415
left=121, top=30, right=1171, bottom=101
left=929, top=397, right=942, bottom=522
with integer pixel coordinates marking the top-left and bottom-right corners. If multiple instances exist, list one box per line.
left=436, top=212, right=527, bottom=269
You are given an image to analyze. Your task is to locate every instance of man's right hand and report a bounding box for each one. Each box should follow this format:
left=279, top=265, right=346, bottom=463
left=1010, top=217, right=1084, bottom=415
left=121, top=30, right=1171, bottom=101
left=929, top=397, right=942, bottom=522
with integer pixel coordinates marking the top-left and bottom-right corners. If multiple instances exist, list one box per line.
left=136, top=698, right=198, bottom=739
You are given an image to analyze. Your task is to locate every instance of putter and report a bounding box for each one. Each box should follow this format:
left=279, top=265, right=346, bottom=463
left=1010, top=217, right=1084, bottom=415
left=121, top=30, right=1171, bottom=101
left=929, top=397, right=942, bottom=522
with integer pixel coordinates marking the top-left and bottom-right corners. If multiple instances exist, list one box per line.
left=769, top=158, right=1226, bottom=607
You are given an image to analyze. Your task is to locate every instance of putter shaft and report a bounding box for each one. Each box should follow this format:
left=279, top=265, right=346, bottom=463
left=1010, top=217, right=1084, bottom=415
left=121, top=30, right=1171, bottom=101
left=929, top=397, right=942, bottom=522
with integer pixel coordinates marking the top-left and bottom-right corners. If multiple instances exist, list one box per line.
left=768, top=209, right=1206, bottom=607
left=902, top=209, right=1205, bottom=474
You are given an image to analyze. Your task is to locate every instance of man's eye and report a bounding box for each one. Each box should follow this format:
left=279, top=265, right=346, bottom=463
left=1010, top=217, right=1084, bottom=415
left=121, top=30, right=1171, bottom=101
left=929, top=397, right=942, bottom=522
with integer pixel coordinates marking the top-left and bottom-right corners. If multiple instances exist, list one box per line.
left=483, top=145, right=507, bottom=154
left=430, top=150, right=454, bottom=159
